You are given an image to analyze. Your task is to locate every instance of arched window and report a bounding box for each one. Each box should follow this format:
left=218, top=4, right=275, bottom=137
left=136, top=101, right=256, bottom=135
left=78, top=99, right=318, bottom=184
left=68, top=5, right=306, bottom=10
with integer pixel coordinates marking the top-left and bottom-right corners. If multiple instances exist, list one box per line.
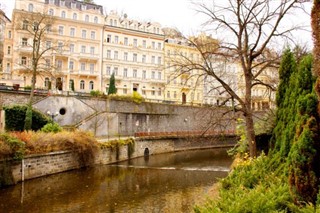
left=61, top=11, right=66, bottom=18
left=48, top=9, right=54, bottom=16
left=73, top=13, right=77, bottom=20
left=85, top=15, right=89, bottom=22
left=44, top=77, right=50, bottom=88
left=89, top=81, right=94, bottom=90
left=109, top=19, right=113, bottom=26
left=69, top=79, right=74, bottom=91
left=94, top=16, right=98, bottom=23
left=28, top=4, right=33, bottom=12
left=80, top=80, right=85, bottom=90
left=22, top=20, right=28, bottom=30
left=114, top=20, right=117, bottom=26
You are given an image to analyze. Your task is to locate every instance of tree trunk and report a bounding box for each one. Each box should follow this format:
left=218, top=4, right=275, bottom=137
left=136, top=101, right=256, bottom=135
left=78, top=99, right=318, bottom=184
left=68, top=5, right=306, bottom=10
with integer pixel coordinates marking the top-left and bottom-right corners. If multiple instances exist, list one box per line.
left=245, top=112, right=256, bottom=157
left=244, top=70, right=257, bottom=157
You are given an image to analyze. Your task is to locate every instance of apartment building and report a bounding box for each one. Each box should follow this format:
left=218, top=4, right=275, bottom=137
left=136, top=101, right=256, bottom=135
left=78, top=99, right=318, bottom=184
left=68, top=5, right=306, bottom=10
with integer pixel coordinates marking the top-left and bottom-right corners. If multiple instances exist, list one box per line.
left=1, top=0, right=278, bottom=110
left=2, top=0, right=104, bottom=91
left=203, top=58, right=239, bottom=107
left=163, top=29, right=203, bottom=105
left=102, top=11, right=165, bottom=100
left=0, top=9, right=11, bottom=70
left=204, top=56, right=277, bottom=111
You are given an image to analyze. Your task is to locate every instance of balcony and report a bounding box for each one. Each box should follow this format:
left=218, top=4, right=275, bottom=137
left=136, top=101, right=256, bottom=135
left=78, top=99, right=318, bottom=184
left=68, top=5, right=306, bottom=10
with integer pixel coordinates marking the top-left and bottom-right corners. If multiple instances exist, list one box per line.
left=16, top=45, right=33, bottom=54
left=70, top=70, right=99, bottom=77
left=78, top=53, right=99, bottom=61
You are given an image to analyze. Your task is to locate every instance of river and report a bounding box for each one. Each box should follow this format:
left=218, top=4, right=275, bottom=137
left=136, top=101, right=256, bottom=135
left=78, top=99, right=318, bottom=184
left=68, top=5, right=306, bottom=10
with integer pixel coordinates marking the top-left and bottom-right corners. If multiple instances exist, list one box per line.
left=0, top=148, right=232, bottom=213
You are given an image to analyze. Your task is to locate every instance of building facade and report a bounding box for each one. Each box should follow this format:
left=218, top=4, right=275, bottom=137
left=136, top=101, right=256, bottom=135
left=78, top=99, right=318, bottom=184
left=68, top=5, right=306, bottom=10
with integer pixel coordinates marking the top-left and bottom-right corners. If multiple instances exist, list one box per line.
left=2, top=0, right=104, bottom=92
left=0, top=9, right=11, bottom=71
left=103, top=11, right=166, bottom=101
left=1, top=0, right=277, bottom=110
left=163, top=33, right=203, bottom=105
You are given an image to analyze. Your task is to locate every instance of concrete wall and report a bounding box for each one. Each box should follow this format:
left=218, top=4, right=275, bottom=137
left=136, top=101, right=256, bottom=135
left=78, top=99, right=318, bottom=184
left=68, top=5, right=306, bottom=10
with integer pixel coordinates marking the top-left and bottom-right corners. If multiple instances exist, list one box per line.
left=2, top=136, right=236, bottom=185
left=32, top=96, right=236, bottom=137
left=0, top=92, right=237, bottom=137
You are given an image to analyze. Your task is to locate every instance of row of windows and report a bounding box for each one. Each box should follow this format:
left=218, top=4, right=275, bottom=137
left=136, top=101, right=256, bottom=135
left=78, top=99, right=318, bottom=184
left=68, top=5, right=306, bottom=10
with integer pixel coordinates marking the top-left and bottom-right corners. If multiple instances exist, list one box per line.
left=106, top=35, right=162, bottom=49
left=19, top=56, right=96, bottom=72
left=106, top=50, right=162, bottom=64
left=108, top=18, right=161, bottom=34
left=105, top=66, right=162, bottom=80
left=17, top=38, right=98, bottom=56
left=58, top=26, right=97, bottom=39
left=21, top=21, right=98, bottom=40
left=44, top=78, right=95, bottom=91
left=28, top=3, right=99, bottom=23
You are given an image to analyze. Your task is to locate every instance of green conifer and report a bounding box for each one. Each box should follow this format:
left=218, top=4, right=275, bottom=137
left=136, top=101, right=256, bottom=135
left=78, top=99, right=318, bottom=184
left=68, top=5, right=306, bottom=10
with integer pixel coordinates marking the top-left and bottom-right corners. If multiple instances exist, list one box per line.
left=108, top=72, right=117, bottom=95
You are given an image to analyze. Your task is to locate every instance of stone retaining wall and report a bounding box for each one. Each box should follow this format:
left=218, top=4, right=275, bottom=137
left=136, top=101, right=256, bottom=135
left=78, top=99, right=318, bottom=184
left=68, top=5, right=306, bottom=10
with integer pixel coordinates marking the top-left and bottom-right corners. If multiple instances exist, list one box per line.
left=1, top=136, right=236, bottom=185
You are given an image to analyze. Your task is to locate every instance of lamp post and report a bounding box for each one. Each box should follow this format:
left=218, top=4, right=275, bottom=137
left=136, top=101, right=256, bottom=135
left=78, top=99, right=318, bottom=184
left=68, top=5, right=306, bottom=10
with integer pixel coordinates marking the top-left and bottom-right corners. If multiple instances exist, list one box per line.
left=47, top=111, right=59, bottom=122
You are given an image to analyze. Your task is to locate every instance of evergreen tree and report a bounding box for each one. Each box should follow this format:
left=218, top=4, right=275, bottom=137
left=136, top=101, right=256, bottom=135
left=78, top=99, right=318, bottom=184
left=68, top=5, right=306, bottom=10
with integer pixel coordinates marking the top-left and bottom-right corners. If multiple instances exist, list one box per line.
left=108, top=72, right=117, bottom=95
left=271, top=49, right=298, bottom=156
left=272, top=50, right=320, bottom=203
left=287, top=55, right=320, bottom=204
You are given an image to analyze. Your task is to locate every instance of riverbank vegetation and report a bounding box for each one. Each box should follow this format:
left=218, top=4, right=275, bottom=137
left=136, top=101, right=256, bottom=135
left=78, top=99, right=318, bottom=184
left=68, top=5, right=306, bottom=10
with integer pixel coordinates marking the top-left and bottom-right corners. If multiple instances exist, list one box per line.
left=195, top=49, right=320, bottom=212
left=0, top=130, right=99, bottom=161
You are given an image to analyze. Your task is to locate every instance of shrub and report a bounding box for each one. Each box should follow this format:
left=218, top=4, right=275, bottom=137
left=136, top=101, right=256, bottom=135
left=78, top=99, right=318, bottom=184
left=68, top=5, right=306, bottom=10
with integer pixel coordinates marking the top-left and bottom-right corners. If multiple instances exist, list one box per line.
left=4, top=105, right=49, bottom=131
left=24, top=85, right=32, bottom=91
left=0, top=133, right=25, bottom=160
left=41, top=123, right=62, bottom=133
left=132, top=91, right=145, bottom=104
left=90, top=90, right=102, bottom=97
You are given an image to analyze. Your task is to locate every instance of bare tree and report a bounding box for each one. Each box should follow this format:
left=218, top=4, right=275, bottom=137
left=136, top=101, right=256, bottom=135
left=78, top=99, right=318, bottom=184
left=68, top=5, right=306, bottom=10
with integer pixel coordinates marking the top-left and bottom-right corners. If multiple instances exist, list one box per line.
left=14, top=10, right=65, bottom=129
left=171, top=0, right=308, bottom=157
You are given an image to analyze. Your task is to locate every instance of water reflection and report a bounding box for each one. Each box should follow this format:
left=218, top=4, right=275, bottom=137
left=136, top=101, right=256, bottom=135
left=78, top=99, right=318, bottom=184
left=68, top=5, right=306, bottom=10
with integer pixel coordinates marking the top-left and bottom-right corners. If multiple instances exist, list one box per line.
left=0, top=148, right=232, bottom=213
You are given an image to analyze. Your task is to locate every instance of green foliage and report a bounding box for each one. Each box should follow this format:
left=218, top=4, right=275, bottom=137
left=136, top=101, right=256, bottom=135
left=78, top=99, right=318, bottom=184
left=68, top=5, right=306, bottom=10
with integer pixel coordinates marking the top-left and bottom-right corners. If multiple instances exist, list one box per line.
left=108, top=72, right=117, bottom=95
left=227, top=119, right=248, bottom=157
left=196, top=51, right=320, bottom=212
left=41, top=123, right=62, bottom=133
left=194, top=154, right=295, bottom=212
left=271, top=51, right=320, bottom=204
left=90, top=90, right=102, bottom=97
left=4, top=105, right=49, bottom=131
left=0, top=133, right=25, bottom=160
left=24, top=106, right=32, bottom=131
left=132, top=91, right=145, bottom=104
left=108, top=94, right=145, bottom=104
left=271, top=51, right=316, bottom=157
left=24, top=85, right=32, bottom=91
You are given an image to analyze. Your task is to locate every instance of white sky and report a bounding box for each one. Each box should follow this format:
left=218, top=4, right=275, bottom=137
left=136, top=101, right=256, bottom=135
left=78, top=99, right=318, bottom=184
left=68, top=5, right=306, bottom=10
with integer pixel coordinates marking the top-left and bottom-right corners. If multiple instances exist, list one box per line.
left=0, top=0, right=314, bottom=48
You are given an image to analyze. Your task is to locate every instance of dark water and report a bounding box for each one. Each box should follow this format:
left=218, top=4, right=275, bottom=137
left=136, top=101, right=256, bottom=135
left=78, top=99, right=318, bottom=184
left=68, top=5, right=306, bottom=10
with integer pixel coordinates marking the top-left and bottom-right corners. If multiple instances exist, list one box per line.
left=0, top=148, right=232, bottom=213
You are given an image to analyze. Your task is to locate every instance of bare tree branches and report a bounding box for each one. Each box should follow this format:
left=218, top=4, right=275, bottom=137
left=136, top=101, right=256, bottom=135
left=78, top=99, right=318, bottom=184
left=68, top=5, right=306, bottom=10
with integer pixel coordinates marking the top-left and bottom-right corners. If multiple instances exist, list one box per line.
left=169, top=0, right=308, bottom=157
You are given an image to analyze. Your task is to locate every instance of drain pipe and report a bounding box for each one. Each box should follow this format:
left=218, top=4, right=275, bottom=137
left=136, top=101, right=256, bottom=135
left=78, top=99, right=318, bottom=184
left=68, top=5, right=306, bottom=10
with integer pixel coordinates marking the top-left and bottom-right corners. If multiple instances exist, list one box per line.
left=21, top=158, right=24, bottom=182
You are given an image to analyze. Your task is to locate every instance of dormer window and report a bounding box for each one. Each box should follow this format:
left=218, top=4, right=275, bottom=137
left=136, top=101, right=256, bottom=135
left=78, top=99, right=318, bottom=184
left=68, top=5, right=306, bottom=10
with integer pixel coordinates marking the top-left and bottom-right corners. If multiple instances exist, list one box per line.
left=60, top=0, right=65, bottom=7
left=71, top=2, right=76, bottom=9
left=28, top=4, right=33, bottom=12
left=49, top=0, right=54, bottom=4
left=48, top=9, right=54, bottom=16
left=81, top=4, right=87, bottom=10
left=85, top=15, right=89, bottom=22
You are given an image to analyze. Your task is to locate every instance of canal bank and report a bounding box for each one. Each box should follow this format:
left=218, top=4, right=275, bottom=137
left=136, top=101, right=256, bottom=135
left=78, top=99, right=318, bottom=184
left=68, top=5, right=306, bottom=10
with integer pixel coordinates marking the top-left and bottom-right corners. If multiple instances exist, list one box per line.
left=0, top=148, right=233, bottom=212
left=1, top=135, right=236, bottom=185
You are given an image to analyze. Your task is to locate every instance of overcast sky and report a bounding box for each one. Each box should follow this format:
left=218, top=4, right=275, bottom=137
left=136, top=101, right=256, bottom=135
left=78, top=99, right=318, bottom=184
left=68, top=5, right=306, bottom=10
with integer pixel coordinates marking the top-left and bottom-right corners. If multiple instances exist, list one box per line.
left=1, top=0, right=313, bottom=48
